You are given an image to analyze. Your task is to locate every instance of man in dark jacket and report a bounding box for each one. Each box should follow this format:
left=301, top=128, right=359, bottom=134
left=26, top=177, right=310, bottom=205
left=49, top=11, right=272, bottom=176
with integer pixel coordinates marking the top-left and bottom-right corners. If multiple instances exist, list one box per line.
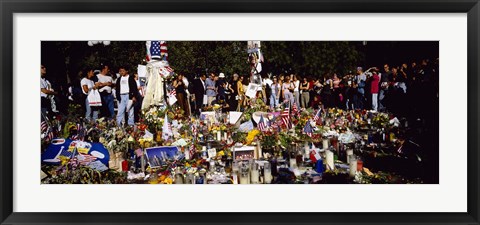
left=192, top=74, right=207, bottom=115
left=115, top=66, right=139, bottom=127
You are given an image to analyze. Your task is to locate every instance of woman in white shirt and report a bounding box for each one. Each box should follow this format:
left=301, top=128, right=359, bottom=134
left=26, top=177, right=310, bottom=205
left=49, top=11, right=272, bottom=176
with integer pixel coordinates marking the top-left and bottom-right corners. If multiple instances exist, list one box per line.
left=293, top=75, right=301, bottom=109
left=81, top=69, right=100, bottom=121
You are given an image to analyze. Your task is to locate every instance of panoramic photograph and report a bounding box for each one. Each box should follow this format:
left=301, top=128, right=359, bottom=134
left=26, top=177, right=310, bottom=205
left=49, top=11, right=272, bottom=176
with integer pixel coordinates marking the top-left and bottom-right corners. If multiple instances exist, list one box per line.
left=40, top=41, right=439, bottom=184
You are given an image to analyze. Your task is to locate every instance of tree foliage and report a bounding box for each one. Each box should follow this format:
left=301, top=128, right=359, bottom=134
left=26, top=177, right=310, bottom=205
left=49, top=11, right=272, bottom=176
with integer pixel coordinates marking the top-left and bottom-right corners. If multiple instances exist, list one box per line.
left=263, top=41, right=364, bottom=78
left=43, top=41, right=364, bottom=84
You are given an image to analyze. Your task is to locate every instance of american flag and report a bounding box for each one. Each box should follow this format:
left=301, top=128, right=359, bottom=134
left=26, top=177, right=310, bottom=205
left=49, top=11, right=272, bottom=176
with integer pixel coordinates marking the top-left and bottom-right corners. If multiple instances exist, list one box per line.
left=77, top=153, right=97, bottom=165
left=59, top=146, right=74, bottom=158
left=313, top=109, right=322, bottom=122
left=189, top=144, right=196, bottom=157
left=45, top=128, right=54, bottom=142
left=310, top=149, right=322, bottom=163
left=191, top=124, right=198, bottom=137
left=148, top=41, right=161, bottom=61
left=303, top=120, right=313, bottom=137
left=281, top=107, right=291, bottom=129
left=160, top=41, right=168, bottom=60
left=72, top=123, right=85, bottom=141
left=41, top=120, right=48, bottom=133
left=269, top=117, right=279, bottom=131
left=169, top=89, right=176, bottom=96
left=257, top=115, right=267, bottom=132
left=292, top=103, right=299, bottom=116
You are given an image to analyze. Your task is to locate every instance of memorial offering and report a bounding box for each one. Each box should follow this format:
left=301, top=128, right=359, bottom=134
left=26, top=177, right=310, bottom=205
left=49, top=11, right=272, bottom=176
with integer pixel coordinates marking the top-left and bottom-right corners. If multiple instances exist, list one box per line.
left=40, top=41, right=438, bottom=184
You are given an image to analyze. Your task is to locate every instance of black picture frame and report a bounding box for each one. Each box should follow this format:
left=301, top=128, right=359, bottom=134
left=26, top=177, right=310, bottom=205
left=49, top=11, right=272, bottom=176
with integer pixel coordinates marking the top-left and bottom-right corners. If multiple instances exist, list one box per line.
left=1, top=0, right=479, bottom=224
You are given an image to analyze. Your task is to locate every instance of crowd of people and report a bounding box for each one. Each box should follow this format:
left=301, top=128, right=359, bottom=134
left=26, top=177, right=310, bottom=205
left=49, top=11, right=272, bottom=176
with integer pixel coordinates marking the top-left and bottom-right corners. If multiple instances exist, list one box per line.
left=40, top=58, right=438, bottom=127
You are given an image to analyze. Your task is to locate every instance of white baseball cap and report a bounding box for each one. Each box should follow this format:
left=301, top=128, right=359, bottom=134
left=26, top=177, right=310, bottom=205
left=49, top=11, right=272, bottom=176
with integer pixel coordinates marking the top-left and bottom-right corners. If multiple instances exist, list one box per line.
left=219, top=73, right=225, bottom=78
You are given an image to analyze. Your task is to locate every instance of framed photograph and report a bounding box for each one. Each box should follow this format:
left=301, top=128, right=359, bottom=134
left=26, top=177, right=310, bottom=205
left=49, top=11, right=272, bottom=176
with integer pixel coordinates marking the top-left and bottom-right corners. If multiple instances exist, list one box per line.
left=1, top=0, right=479, bottom=225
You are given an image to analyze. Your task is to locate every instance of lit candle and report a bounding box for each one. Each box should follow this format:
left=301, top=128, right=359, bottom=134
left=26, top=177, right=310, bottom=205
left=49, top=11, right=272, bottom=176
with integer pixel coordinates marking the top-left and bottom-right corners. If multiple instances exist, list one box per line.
left=217, top=131, right=221, bottom=141
left=325, top=150, right=335, bottom=171
left=239, top=171, right=249, bottom=184
left=346, top=149, right=353, bottom=163
left=322, top=138, right=329, bottom=150
left=264, top=161, right=272, bottom=184
left=250, top=162, right=259, bottom=184
left=224, top=132, right=228, bottom=141
left=349, top=158, right=357, bottom=177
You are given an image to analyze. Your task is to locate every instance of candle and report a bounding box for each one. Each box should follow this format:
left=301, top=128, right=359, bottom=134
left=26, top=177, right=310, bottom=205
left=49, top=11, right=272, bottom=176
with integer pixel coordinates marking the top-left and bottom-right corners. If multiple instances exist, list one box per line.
left=322, top=138, right=329, bottom=150
left=224, top=132, right=228, bottom=141
left=289, top=158, right=297, bottom=169
left=232, top=173, right=238, bottom=184
left=346, top=149, right=353, bottom=163
left=349, top=158, right=357, bottom=177
left=185, top=149, right=190, bottom=160
left=257, top=142, right=262, bottom=159
left=357, top=159, right=363, bottom=171
left=250, top=166, right=259, bottom=184
left=325, top=150, right=335, bottom=171
left=140, top=151, right=146, bottom=173
left=239, top=174, right=249, bottom=184
left=116, top=158, right=123, bottom=172
left=175, top=167, right=184, bottom=184
left=263, top=161, right=272, bottom=184
left=217, top=131, right=221, bottom=141
left=122, top=160, right=129, bottom=172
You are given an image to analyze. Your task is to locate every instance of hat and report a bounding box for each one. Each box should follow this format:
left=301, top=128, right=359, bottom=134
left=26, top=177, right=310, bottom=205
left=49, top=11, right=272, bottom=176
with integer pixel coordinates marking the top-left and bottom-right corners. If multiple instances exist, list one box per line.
left=233, top=73, right=239, bottom=78
left=219, top=73, right=225, bottom=78
left=357, top=67, right=363, bottom=71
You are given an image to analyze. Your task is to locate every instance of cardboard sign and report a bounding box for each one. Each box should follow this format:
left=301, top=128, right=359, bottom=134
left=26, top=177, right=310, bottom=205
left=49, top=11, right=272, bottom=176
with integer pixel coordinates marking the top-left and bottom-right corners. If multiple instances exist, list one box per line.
left=245, top=83, right=260, bottom=99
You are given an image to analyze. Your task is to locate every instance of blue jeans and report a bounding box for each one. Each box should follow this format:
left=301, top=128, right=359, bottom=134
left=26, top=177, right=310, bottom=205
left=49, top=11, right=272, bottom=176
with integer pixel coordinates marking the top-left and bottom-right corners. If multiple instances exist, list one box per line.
left=117, top=94, right=134, bottom=126
left=284, top=92, right=294, bottom=107
left=270, top=94, right=279, bottom=108
left=85, top=97, right=99, bottom=121
left=101, top=93, right=115, bottom=119
left=294, top=91, right=300, bottom=109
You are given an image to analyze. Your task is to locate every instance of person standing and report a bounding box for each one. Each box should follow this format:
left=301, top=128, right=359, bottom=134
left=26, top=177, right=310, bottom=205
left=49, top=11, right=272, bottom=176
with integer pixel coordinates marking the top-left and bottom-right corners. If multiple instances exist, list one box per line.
left=282, top=77, right=295, bottom=107
left=173, top=74, right=189, bottom=117
left=278, top=74, right=285, bottom=103
left=237, top=76, right=245, bottom=111
left=370, top=71, right=380, bottom=111
left=192, top=74, right=207, bottom=115
left=332, top=73, right=341, bottom=108
left=133, top=73, right=144, bottom=123
left=269, top=76, right=281, bottom=109
left=40, top=65, right=57, bottom=120
left=293, top=75, right=301, bottom=109
left=355, top=67, right=367, bottom=110
left=229, top=74, right=239, bottom=111
left=81, top=68, right=100, bottom=122
left=300, top=76, right=310, bottom=109
left=96, top=64, right=115, bottom=120
left=205, top=73, right=216, bottom=106
left=115, top=66, right=138, bottom=127
left=216, top=73, right=226, bottom=101
left=379, top=64, right=391, bottom=112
